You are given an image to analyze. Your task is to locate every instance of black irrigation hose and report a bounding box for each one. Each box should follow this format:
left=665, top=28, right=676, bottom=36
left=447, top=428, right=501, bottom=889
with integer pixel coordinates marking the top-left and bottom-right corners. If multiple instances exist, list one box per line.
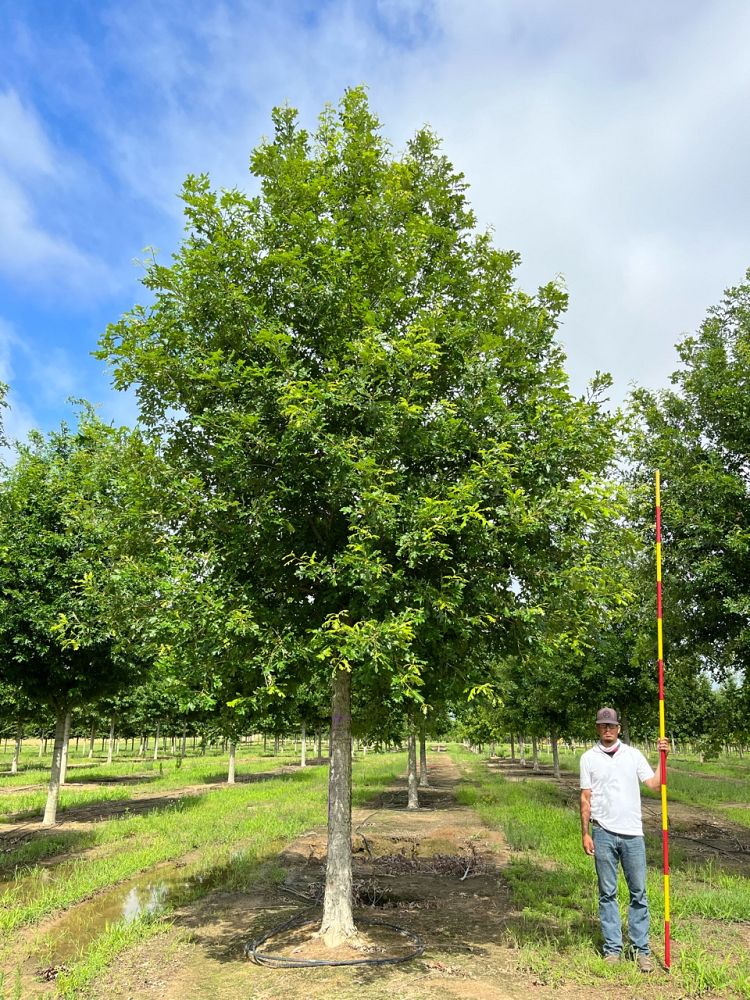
left=246, top=906, right=425, bottom=968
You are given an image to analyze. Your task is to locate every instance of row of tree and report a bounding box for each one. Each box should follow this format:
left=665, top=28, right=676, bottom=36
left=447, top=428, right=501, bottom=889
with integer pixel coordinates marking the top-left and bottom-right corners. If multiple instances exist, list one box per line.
left=1, top=88, right=749, bottom=945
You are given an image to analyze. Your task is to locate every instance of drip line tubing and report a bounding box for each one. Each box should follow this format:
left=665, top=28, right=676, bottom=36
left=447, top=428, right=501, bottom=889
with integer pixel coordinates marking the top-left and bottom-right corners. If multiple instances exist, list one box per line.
left=246, top=906, right=425, bottom=968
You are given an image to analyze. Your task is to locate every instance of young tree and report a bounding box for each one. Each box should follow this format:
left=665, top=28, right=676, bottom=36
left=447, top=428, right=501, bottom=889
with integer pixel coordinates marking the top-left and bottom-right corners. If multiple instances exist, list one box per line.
left=0, top=411, right=149, bottom=824
left=628, top=270, right=750, bottom=695
left=100, top=88, right=625, bottom=945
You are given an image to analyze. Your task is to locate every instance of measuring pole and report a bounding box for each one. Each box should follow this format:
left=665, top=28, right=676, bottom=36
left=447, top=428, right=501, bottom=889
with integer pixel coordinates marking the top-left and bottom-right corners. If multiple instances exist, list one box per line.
left=655, top=470, right=671, bottom=969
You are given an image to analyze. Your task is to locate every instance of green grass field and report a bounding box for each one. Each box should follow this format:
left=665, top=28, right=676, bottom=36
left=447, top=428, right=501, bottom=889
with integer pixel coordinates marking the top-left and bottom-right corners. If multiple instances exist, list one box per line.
left=454, top=743, right=750, bottom=998
left=1, top=740, right=749, bottom=999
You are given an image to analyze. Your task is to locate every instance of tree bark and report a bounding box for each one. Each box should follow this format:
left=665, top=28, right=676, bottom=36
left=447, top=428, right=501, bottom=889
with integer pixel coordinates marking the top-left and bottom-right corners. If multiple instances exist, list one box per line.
left=43, top=709, right=67, bottom=827
left=228, top=740, right=236, bottom=784
left=551, top=729, right=561, bottom=779
left=320, top=667, right=357, bottom=947
left=107, top=717, right=115, bottom=765
left=274, top=734, right=280, bottom=756
left=510, top=733, right=515, bottom=760
left=407, top=715, right=419, bottom=809
left=519, top=733, right=526, bottom=767
left=153, top=721, right=160, bottom=761
left=181, top=725, right=187, bottom=759
left=59, top=710, right=72, bottom=785
left=532, top=735, right=540, bottom=771
left=316, top=727, right=322, bottom=761
left=11, top=722, right=22, bottom=775
left=300, top=721, right=307, bottom=768
left=88, top=724, right=96, bottom=759
left=418, top=721, right=429, bottom=788
left=620, top=709, right=631, bottom=745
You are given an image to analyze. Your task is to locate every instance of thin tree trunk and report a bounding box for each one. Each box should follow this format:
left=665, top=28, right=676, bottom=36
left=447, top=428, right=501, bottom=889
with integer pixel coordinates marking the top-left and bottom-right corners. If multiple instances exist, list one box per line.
left=11, top=722, right=22, bottom=775
left=419, top=720, right=429, bottom=788
left=532, top=735, right=540, bottom=771
left=510, top=733, right=515, bottom=760
left=39, top=735, right=45, bottom=758
left=551, top=730, right=561, bottom=779
left=519, top=733, right=526, bottom=766
left=316, top=727, right=322, bottom=761
left=300, top=721, right=307, bottom=768
left=620, top=709, right=631, bottom=745
left=320, top=667, right=356, bottom=947
left=153, top=721, right=160, bottom=761
left=59, top=710, right=72, bottom=785
left=407, top=715, right=419, bottom=809
left=43, top=709, right=67, bottom=827
left=88, top=724, right=96, bottom=759
left=181, top=725, right=187, bottom=759
left=274, top=734, right=280, bottom=756
left=228, top=740, right=236, bottom=784
left=107, top=717, right=115, bottom=765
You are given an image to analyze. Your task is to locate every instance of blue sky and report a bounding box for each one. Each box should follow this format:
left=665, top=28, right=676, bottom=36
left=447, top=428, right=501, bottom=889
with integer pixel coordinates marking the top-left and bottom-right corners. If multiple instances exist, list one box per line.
left=2, top=0, right=750, bottom=445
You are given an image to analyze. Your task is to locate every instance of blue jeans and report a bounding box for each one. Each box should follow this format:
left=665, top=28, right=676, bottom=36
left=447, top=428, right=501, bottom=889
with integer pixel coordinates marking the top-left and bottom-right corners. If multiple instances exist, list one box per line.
left=592, top=823, right=650, bottom=955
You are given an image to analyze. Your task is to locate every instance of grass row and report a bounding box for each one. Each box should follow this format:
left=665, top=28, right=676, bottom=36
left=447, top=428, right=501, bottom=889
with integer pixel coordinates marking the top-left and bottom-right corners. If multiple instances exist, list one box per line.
left=0, top=751, right=409, bottom=999
left=453, top=746, right=750, bottom=998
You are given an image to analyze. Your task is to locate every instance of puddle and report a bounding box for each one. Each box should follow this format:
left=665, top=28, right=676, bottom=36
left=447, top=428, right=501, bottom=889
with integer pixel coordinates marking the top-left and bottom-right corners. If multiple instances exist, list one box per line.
left=34, top=866, right=189, bottom=966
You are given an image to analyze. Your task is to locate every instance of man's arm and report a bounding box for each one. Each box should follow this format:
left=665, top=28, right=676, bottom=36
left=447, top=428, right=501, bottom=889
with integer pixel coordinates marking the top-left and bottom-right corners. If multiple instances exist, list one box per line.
left=580, top=788, right=594, bottom=855
left=642, top=737, right=670, bottom=791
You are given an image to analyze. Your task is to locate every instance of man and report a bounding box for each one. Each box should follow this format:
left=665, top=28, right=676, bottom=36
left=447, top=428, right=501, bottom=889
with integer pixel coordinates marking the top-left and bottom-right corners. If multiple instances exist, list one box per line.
left=579, top=707, right=669, bottom=973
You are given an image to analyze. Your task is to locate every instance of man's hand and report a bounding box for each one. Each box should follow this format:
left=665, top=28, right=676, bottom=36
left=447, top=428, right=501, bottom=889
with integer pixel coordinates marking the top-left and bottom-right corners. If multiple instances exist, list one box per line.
left=583, top=833, right=595, bottom=856
left=643, top=738, right=671, bottom=790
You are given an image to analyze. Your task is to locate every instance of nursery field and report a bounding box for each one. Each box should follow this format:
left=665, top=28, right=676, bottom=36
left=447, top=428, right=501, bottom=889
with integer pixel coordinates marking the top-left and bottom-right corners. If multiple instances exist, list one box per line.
left=1, top=743, right=749, bottom=1000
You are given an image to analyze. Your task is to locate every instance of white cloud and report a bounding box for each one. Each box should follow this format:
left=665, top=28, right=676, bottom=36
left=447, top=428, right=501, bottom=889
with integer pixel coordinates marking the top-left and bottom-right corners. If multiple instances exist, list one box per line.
left=4, top=0, right=750, bottom=416
left=0, top=89, right=116, bottom=295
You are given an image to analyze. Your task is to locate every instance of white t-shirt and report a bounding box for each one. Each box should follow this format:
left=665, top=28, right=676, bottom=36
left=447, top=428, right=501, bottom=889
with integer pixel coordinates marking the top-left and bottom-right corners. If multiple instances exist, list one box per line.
left=579, top=742, right=654, bottom=836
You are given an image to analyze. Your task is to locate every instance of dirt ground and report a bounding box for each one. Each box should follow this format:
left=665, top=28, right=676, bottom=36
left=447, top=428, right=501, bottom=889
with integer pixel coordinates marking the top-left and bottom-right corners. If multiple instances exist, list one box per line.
left=7, top=754, right=750, bottom=999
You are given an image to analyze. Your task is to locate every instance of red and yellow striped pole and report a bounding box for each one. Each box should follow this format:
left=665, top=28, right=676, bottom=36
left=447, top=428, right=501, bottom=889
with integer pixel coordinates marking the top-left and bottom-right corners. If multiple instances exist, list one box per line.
left=655, top=470, right=671, bottom=969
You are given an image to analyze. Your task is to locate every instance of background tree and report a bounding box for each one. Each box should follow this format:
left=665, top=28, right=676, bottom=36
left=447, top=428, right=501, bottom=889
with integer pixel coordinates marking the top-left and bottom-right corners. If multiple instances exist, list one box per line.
left=0, top=410, right=150, bottom=824
left=628, top=269, right=750, bottom=704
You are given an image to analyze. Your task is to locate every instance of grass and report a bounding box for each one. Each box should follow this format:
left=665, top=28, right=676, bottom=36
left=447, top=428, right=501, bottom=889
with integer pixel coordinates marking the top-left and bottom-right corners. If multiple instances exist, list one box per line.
left=453, top=744, right=750, bottom=997
left=0, top=748, right=409, bottom=999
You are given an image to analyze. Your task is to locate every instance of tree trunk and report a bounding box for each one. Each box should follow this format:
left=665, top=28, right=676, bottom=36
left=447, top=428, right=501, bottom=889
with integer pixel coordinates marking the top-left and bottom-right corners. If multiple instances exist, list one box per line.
left=153, top=721, right=160, bottom=761
left=407, top=716, right=419, bottom=809
left=59, top=710, right=72, bottom=785
left=519, top=733, right=526, bottom=766
left=510, top=733, right=515, bottom=760
left=228, top=740, right=236, bottom=784
left=300, top=721, right=307, bottom=768
left=274, top=734, right=280, bottom=756
left=11, top=722, right=22, bottom=775
left=181, top=725, right=187, bottom=759
left=418, top=720, right=429, bottom=788
left=620, top=709, right=631, bottom=745
left=551, top=730, right=561, bottom=779
left=88, top=724, right=96, bottom=759
left=107, top=717, right=115, bottom=765
left=43, top=709, right=67, bottom=827
left=320, top=667, right=357, bottom=947
left=532, top=735, right=540, bottom=771
left=316, top=727, right=322, bottom=761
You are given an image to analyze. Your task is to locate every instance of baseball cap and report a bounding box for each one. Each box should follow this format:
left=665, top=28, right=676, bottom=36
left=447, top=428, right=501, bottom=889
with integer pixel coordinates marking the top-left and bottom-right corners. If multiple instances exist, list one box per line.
left=595, top=707, right=620, bottom=725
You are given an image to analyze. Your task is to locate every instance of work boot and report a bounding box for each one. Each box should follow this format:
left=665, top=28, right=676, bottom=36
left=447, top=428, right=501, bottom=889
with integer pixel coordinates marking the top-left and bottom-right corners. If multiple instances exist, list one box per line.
left=636, top=952, right=654, bottom=973
left=603, top=952, right=621, bottom=964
